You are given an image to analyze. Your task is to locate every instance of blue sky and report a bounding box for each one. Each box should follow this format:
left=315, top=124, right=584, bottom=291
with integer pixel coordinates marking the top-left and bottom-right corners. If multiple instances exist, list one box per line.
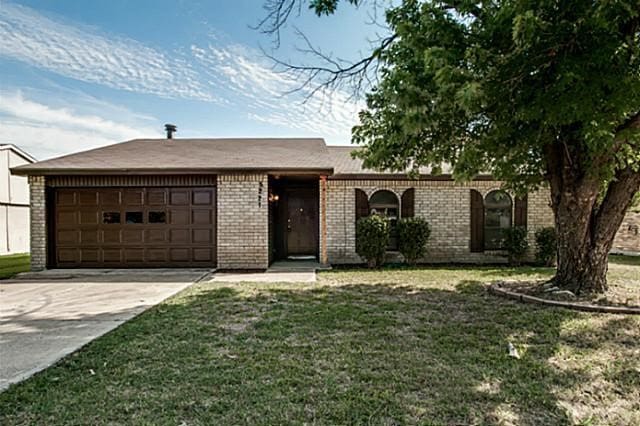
left=0, top=0, right=382, bottom=159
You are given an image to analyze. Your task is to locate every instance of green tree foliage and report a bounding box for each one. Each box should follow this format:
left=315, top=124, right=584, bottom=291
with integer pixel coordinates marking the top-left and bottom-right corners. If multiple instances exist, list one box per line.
left=397, top=217, right=431, bottom=265
left=356, top=215, right=390, bottom=267
left=261, top=0, right=640, bottom=293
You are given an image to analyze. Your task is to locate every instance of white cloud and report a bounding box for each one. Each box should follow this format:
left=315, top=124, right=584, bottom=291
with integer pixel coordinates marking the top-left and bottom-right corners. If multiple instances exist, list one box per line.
left=0, top=91, right=158, bottom=160
left=0, top=92, right=154, bottom=140
left=0, top=2, right=362, bottom=146
left=0, top=122, right=123, bottom=160
left=190, top=43, right=363, bottom=140
left=0, top=2, right=216, bottom=102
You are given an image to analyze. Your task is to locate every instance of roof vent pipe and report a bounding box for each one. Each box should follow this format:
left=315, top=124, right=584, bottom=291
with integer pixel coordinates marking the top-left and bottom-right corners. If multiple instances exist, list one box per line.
left=164, top=124, right=177, bottom=139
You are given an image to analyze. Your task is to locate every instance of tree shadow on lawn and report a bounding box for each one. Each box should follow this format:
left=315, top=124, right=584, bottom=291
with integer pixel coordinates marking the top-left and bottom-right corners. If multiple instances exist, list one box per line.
left=1, top=279, right=637, bottom=425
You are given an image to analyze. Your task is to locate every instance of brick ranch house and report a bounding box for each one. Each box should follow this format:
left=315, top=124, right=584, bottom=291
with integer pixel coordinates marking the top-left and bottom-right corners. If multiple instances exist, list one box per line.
left=11, top=137, right=554, bottom=271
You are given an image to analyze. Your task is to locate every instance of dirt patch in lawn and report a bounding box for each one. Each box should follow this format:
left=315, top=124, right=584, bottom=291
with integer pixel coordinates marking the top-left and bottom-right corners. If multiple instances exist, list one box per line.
left=494, top=277, right=640, bottom=310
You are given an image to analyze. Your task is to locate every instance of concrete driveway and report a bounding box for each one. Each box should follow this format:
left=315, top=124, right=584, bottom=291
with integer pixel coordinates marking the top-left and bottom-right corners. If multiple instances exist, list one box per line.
left=0, top=269, right=209, bottom=391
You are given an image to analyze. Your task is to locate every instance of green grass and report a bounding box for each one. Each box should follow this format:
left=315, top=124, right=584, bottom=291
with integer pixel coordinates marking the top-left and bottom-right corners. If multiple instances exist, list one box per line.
left=1, top=264, right=638, bottom=425
left=610, top=253, right=640, bottom=267
left=0, top=253, right=29, bottom=279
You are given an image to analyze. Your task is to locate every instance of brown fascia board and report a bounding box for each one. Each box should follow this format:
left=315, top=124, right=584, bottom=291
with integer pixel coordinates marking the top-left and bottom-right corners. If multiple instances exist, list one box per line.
left=328, top=173, right=495, bottom=181
left=10, top=167, right=335, bottom=176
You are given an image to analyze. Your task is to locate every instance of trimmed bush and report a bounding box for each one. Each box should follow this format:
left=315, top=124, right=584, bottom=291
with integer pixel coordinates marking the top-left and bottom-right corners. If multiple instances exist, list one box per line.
left=502, top=226, right=529, bottom=265
left=535, top=227, right=557, bottom=266
left=356, top=215, right=390, bottom=268
left=397, top=217, right=431, bottom=265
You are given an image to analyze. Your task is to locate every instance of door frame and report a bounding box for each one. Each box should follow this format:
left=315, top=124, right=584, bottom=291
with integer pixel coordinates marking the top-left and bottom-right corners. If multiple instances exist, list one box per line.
left=269, top=177, right=319, bottom=262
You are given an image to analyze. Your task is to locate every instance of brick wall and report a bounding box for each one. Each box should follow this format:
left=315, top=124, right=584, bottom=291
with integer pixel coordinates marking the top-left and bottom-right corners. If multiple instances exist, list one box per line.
left=613, top=211, right=640, bottom=253
left=28, top=175, right=46, bottom=271
left=326, top=179, right=554, bottom=264
left=216, top=173, right=269, bottom=269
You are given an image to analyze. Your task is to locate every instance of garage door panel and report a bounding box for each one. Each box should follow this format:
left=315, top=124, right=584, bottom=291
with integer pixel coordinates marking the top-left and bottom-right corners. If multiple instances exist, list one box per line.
left=170, top=248, right=190, bottom=262
left=170, top=190, right=190, bottom=206
left=79, top=210, right=99, bottom=225
left=146, top=249, right=168, bottom=262
left=54, top=186, right=216, bottom=268
left=57, top=248, right=79, bottom=264
left=193, top=248, right=213, bottom=262
left=193, top=190, right=213, bottom=205
left=193, top=229, right=212, bottom=244
left=99, top=190, right=122, bottom=205
left=170, top=209, right=190, bottom=225
left=145, top=229, right=167, bottom=243
left=102, top=229, right=122, bottom=244
left=80, top=249, right=99, bottom=263
left=57, top=191, right=77, bottom=206
left=57, top=230, right=79, bottom=245
left=122, top=229, right=144, bottom=244
left=57, top=211, right=77, bottom=225
left=147, top=189, right=167, bottom=205
left=102, top=249, right=123, bottom=263
left=124, top=189, right=144, bottom=205
left=192, top=209, right=212, bottom=225
left=78, top=191, right=98, bottom=206
left=80, top=230, right=99, bottom=244
left=124, top=249, right=144, bottom=262
left=169, top=229, right=190, bottom=244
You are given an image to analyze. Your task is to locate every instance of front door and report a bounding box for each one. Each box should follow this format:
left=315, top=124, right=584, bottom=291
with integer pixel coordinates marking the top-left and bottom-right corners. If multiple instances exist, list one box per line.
left=286, top=189, right=318, bottom=257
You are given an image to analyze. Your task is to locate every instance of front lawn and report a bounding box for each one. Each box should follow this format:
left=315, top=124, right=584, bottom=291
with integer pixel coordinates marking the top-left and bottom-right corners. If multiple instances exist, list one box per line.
left=1, top=263, right=638, bottom=425
left=0, top=253, right=30, bottom=279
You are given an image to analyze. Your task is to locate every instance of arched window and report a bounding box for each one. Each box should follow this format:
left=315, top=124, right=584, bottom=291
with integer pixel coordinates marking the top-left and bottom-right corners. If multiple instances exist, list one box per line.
left=369, top=190, right=399, bottom=250
left=484, top=190, right=512, bottom=250
left=369, top=190, right=399, bottom=219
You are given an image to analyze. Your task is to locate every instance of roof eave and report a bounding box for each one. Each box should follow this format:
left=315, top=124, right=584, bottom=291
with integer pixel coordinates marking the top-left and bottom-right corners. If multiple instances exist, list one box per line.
left=10, top=167, right=335, bottom=177
left=329, top=173, right=496, bottom=181
left=0, top=144, right=36, bottom=163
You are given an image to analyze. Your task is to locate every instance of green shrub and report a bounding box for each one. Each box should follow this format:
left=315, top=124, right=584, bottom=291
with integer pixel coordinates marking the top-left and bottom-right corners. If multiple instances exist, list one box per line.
left=356, top=215, right=390, bottom=268
left=502, top=226, right=529, bottom=265
left=535, top=227, right=557, bottom=266
left=397, top=217, right=431, bottom=265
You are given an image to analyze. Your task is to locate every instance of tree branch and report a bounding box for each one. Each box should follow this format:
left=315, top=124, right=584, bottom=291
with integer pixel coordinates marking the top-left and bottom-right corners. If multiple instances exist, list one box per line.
left=263, top=31, right=397, bottom=100
left=253, top=0, right=301, bottom=48
left=612, top=110, right=640, bottom=152
left=593, top=165, right=640, bottom=248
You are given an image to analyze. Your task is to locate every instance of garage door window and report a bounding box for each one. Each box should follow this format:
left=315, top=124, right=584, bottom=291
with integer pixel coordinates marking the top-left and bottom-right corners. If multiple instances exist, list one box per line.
left=103, top=212, right=121, bottom=224
left=149, top=211, right=166, bottom=223
left=125, top=212, right=143, bottom=224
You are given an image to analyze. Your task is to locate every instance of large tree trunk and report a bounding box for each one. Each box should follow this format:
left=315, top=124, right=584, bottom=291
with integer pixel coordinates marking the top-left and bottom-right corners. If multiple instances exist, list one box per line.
left=554, top=226, right=610, bottom=294
left=545, top=140, right=640, bottom=295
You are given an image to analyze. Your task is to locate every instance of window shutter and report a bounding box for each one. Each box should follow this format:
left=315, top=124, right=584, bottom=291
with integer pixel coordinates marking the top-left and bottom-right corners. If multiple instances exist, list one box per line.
left=514, top=194, right=528, bottom=228
left=401, top=188, right=415, bottom=218
left=470, top=189, right=484, bottom=252
left=355, top=189, right=369, bottom=221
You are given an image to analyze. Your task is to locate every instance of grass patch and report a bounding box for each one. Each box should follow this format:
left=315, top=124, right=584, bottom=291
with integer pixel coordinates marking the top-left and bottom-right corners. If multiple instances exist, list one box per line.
left=610, top=253, right=640, bottom=267
left=0, top=253, right=29, bottom=279
left=1, top=264, right=638, bottom=425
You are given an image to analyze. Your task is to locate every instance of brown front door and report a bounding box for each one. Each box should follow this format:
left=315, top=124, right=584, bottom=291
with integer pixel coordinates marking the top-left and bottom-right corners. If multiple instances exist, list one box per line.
left=286, top=189, right=318, bottom=256
left=52, top=187, right=216, bottom=268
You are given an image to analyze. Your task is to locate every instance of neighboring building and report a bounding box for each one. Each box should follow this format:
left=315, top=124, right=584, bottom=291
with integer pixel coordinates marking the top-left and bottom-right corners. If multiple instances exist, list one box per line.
left=612, top=211, right=640, bottom=254
left=11, top=137, right=554, bottom=271
left=1, top=144, right=36, bottom=255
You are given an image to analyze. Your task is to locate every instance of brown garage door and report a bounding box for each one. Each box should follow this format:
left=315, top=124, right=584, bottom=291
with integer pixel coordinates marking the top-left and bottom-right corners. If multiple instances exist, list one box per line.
left=53, top=187, right=216, bottom=268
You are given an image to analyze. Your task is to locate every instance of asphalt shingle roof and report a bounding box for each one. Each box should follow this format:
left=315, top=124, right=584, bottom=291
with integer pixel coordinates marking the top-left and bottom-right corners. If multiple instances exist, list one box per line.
left=13, top=138, right=334, bottom=175
left=327, top=146, right=452, bottom=176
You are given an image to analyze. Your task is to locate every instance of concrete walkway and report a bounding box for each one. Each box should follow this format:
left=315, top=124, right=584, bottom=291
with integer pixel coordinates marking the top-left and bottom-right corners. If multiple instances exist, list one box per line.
left=0, top=270, right=208, bottom=391
left=209, top=260, right=323, bottom=283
